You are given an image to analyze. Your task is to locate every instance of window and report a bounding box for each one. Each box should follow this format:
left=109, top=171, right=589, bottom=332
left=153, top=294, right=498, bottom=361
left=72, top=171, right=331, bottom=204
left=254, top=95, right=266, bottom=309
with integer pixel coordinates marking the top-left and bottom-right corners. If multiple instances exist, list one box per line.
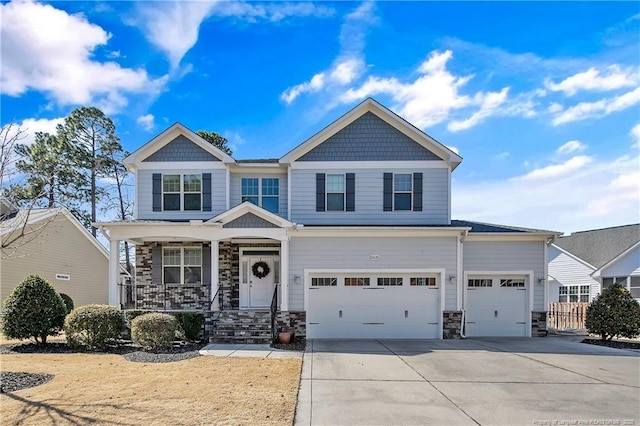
left=393, top=174, right=412, bottom=210
left=500, top=279, right=525, bottom=288
left=326, top=174, right=345, bottom=211
left=378, top=277, right=403, bottom=286
left=241, top=177, right=279, bottom=214
left=312, top=277, right=337, bottom=287
left=163, top=174, right=201, bottom=211
left=345, top=277, right=370, bottom=286
left=630, top=277, right=640, bottom=299
left=411, top=277, right=436, bottom=287
left=559, top=285, right=589, bottom=302
left=163, top=247, right=202, bottom=285
left=468, top=279, right=492, bottom=287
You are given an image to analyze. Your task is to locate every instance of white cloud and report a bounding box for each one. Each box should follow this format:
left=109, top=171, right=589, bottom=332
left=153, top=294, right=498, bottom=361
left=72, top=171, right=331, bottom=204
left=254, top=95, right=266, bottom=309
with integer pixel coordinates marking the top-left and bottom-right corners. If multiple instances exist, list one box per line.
left=519, top=155, right=593, bottom=181
left=281, top=59, right=364, bottom=104
left=545, top=65, right=640, bottom=96
left=447, top=87, right=509, bottom=131
left=495, top=152, right=510, bottom=160
left=1, top=1, right=167, bottom=114
left=223, top=131, right=246, bottom=154
left=631, top=123, right=640, bottom=148
left=453, top=153, right=639, bottom=234
left=551, top=87, right=640, bottom=126
left=446, top=145, right=459, bottom=155
left=556, top=140, right=586, bottom=155
left=11, top=117, right=66, bottom=146
left=137, top=114, right=155, bottom=132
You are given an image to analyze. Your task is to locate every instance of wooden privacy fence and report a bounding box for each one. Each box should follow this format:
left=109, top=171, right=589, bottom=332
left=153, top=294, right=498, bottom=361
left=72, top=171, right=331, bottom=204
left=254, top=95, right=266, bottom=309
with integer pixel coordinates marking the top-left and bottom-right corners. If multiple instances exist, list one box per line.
left=547, top=302, right=589, bottom=330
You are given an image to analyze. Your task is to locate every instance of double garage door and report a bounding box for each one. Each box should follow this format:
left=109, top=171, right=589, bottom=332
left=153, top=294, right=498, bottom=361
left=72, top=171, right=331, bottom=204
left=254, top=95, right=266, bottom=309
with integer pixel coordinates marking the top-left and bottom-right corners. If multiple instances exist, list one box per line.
left=306, top=272, right=442, bottom=339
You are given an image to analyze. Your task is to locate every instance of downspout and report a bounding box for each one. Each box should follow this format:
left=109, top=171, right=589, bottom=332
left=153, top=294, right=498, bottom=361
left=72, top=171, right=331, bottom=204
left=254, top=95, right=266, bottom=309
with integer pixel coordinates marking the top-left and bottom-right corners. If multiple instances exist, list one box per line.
left=459, top=230, right=468, bottom=339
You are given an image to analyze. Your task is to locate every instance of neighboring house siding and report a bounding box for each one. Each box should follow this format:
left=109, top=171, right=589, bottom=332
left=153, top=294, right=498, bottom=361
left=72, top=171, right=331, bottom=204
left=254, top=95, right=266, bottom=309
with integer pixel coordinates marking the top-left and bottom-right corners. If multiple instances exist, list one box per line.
left=229, top=172, right=288, bottom=218
left=298, top=112, right=441, bottom=161
left=547, top=245, right=599, bottom=302
left=290, top=167, right=449, bottom=225
left=463, top=241, right=545, bottom=311
left=288, top=236, right=458, bottom=311
left=1, top=215, right=109, bottom=307
left=601, top=245, right=640, bottom=277
left=137, top=168, right=226, bottom=220
left=223, top=213, right=278, bottom=228
left=142, top=135, right=220, bottom=162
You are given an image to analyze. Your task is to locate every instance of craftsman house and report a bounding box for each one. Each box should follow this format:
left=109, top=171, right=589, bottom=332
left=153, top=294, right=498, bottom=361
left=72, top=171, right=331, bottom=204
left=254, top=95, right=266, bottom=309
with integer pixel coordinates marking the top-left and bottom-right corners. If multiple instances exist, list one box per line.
left=98, top=98, right=557, bottom=342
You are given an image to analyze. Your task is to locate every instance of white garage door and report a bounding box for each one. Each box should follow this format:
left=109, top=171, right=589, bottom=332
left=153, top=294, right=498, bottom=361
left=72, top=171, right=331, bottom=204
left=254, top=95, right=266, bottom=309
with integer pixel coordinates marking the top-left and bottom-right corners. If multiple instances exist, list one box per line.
left=465, top=276, right=529, bottom=337
left=306, top=272, right=442, bottom=339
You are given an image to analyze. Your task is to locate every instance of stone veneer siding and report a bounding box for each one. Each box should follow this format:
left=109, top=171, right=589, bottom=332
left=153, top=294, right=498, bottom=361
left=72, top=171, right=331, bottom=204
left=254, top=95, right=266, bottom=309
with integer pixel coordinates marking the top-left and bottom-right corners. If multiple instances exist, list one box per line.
left=443, top=311, right=462, bottom=339
left=276, top=311, right=307, bottom=337
left=531, top=311, right=548, bottom=337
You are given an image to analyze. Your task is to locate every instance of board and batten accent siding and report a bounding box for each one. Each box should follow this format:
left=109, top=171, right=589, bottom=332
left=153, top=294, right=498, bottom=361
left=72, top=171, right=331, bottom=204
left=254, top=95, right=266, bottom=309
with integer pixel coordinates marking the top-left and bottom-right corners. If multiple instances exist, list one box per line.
left=142, top=135, right=220, bottom=162
left=547, top=245, right=599, bottom=302
left=287, top=236, right=458, bottom=311
left=229, top=172, right=288, bottom=218
left=290, top=168, right=449, bottom=225
left=137, top=169, right=226, bottom=220
left=463, top=241, right=546, bottom=311
left=297, top=112, right=442, bottom=162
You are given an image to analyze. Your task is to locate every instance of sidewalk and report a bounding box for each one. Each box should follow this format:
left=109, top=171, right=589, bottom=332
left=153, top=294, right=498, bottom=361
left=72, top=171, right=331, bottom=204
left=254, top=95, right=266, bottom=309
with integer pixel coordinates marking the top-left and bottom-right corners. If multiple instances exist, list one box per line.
left=199, top=343, right=303, bottom=358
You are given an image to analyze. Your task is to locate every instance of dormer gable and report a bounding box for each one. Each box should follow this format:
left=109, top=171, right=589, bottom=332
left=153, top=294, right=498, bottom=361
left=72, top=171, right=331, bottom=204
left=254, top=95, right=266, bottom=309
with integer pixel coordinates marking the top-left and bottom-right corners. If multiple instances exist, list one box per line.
left=123, top=123, right=235, bottom=171
left=206, top=201, right=294, bottom=229
left=280, top=98, right=462, bottom=169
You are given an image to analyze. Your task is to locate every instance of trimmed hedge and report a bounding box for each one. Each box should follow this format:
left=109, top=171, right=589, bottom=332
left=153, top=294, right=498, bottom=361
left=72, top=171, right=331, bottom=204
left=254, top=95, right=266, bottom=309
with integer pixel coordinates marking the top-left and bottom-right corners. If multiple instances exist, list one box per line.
left=1, top=275, right=67, bottom=346
left=64, top=304, right=123, bottom=350
left=174, top=312, right=205, bottom=341
left=131, top=312, right=178, bottom=350
left=123, top=310, right=150, bottom=329
left=586, top=283, right=640, bottom=341
left=59, top=293, right=74, bottom=314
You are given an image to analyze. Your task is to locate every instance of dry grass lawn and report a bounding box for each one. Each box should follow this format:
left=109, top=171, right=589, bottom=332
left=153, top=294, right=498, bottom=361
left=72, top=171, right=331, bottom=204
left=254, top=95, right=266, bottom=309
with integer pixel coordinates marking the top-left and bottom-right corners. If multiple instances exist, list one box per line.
left=0, top=343, right=302, bottom=425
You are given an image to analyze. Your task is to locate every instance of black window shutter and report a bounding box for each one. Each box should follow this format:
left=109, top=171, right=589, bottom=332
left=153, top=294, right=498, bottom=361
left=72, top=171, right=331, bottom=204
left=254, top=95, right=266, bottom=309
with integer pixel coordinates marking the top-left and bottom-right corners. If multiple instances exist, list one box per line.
left=316, top=173, right=326, bottom=212
left=152, top=174, right=162, bottom=212
left=152, top=246, right=162, bottom=284
left=202, top=173, right=212, bottom=212
left=202, top=244, right=211, bottom=286
left=413, top=173, right=423, bottom=212
left=346, top=173, right=355, bottom=212
left=383, top=173, right=393, bottom=211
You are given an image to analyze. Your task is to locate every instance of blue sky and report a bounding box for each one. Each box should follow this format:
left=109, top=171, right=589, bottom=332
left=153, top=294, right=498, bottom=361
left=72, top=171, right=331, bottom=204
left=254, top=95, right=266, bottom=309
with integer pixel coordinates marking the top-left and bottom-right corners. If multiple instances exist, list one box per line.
left=1, top=1, right=639, bottom=235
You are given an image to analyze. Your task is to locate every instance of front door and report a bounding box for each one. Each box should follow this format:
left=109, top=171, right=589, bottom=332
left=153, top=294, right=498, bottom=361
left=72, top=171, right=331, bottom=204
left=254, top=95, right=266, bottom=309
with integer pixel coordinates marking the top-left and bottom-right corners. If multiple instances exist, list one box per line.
left=246, top=257, right=275, bottom=308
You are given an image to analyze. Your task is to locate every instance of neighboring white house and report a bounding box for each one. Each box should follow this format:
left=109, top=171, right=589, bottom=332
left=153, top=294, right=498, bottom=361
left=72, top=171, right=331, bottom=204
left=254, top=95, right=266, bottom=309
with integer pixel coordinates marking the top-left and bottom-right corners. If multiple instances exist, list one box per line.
left=548, top=224, right=640, bottom=303
left=98, top=98, right=558, bottom=341
left=0, top=200, right=125, bottom=307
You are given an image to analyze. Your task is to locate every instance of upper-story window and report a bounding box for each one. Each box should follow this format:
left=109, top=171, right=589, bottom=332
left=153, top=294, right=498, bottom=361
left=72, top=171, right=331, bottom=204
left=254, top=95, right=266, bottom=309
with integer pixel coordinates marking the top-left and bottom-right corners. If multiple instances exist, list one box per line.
left=383, top=172, right=422, bottom=212
left=316, top=173, right=355, bottom=212
left=241, top=178, right=279, bottom=214
left=163, top=174, right=201, bottom=211
left=326, top=174, right=345, bottom=211
left=393, top=174, right=412, bottom=211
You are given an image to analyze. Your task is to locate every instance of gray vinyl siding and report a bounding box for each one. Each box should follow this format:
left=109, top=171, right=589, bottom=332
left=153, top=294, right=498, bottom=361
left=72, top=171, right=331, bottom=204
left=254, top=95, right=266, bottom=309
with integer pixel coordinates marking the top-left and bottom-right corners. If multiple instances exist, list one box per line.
left=463, top=241, right=545, bottom=311
left=137, top=169, right=226, bottom=220
left=601, top=245, right=640, bottom=277
left=548, top=245, right=599, bottom=302
left=291, top=168, right=449, bottom=225
left=142, top=135, right=220, bottom=162
left=229, top=172, right=288, bottom=218
left=224, top=213, right=278, bottom=228
left=298, top=112, right=441, bottom=161
left=288, top=236, right=458, bottom=311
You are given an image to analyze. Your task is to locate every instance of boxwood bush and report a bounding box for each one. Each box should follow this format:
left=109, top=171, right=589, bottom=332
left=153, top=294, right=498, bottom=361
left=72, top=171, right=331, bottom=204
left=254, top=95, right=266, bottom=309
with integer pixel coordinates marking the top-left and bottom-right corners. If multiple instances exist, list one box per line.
left=64, top=304, right=123, bottom=350
left=586, top=283, right=640, bottom=341
left=59, top=293, right=74, bottom=314
left=123, top=310, right=151, bottom=330
left=1, top=275, right=67, bottom=346
left=131, top=312, right=178, bottom=350
left=174, top=312, right=205, bottom=341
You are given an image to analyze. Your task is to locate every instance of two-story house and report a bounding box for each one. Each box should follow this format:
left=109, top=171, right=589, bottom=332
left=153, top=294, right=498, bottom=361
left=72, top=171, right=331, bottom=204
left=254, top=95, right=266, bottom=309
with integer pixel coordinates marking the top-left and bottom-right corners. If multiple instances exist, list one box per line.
left=98, top=98, right=557, bottom=342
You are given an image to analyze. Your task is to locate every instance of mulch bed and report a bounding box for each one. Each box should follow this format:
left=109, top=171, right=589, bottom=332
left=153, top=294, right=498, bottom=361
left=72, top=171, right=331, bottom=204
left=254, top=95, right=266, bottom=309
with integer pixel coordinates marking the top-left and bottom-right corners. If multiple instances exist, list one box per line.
left=271, top=336, right=306, bottom=351
left=1, top=372, right=54, bottom=393
left=581, top=338, right=640, bottom=350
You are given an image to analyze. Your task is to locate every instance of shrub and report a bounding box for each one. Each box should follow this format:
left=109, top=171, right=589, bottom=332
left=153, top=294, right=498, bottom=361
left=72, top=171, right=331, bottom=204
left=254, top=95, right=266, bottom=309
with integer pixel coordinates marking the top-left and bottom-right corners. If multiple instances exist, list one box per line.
left=64, top=304, right=123, bottom=350
left=0, top=275, right=67, bottom=346
left=174, top=312, right=205, bottom=341
left=123, top=310, right=151, bottom=329
left=59, top=293, right=74, bottom=314
left=131, top=312, right=178, bottom=350
left=586, top=283, right=640, bottom=341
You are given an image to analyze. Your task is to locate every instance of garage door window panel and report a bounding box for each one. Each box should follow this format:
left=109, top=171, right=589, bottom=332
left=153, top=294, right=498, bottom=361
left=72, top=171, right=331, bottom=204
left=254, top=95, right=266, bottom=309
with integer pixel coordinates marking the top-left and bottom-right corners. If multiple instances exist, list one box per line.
left=411, top=277, right=437, bottom=287
left=468, top=279, right=492, bottom=287
left=345, top=277, right=370, bottom=286
left=378, top=277, right=403, bottom=286
left=312, top=277, right=337, bottom=287
left=500, top=279, right=525, bottom=288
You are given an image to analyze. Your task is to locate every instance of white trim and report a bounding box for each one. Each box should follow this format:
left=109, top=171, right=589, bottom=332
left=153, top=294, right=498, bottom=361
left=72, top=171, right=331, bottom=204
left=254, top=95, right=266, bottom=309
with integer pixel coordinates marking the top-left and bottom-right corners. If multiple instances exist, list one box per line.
left=293, top=227, right=469, bottom=238
left=225, top=168, right=230, bottom=211
left=280, top=240, right=289, bottom=311
left=229, top=164, right=286, bottom=171
left=108, top=240, right=119, bottom=306
left=464, top=234, right=557, bottom=242
left=134, top=161, right=228, bottom=171
left=304, top=268, right=446, bottom=339
left=591, top=240, right=640, bottom=278
left=456, top=234, right=463, bottom=311
left=211, top=241, right=219, bottom=311
left=207, top=201, right=294, bottom=228
left=289, top=160, right=449, bottom=170
left=134, top=169, right=139, bottom=219
left=543, top=240, right=549, bottom=310
left=447, top=167, right=452, bottom=223
left=463, top=270, right=534, bottom=337
left=287, top=166, right=292, bottom=221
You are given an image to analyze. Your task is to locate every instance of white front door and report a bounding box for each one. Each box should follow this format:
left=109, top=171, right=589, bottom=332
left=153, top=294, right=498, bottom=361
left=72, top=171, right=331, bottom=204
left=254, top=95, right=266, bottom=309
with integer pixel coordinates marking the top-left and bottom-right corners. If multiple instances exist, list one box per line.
left=246, top=257, right=275, bottom=308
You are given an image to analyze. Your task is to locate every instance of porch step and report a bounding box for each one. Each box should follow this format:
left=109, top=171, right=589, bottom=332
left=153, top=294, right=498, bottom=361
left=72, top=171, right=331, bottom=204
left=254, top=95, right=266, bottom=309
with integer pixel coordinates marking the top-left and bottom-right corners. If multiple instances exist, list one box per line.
left=210, top=310, right=274, bottom=344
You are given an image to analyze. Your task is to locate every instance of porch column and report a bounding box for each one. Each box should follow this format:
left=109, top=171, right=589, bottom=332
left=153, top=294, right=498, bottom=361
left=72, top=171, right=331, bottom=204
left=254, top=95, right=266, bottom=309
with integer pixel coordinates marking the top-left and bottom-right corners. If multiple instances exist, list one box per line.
left=108, top=240, right=119, bottom=306
left=211, top=240, right=219, bottom=311
left=280, top=239, right=289, bottom=311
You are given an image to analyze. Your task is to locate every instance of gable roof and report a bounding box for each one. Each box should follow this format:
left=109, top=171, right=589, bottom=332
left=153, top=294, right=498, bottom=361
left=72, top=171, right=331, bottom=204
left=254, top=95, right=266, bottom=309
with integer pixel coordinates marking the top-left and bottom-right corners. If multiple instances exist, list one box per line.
left=592, top=240, right=640, bottom=278
left=553, top=224, right=640, bottom=268
left=450, top=219, right=559, bottom=235
left=279, top=98, right=463, bottom=168
left=0, top=196, right=18, bottom=216
left=123, top=122, right=235, bottom=170
left=206, top=201, right=294, bottom=228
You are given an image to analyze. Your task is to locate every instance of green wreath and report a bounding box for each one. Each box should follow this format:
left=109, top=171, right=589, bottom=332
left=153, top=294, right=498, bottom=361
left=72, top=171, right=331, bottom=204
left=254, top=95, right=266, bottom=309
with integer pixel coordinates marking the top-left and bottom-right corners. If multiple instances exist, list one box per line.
left=252, top=261, right=270, bottom=279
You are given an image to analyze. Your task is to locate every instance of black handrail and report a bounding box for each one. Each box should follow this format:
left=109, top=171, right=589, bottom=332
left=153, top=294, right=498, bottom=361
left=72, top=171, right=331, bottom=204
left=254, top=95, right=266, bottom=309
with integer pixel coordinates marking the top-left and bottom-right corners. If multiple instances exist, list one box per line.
left=270, top=284, right=279, bottom=340
left=210, top=285, right=222, bottom=311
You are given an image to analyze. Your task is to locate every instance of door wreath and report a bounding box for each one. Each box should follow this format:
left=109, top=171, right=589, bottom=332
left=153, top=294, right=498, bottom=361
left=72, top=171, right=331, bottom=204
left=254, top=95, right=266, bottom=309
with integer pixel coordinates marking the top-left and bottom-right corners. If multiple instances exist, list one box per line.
left=252, top=261, right=270, bottom=279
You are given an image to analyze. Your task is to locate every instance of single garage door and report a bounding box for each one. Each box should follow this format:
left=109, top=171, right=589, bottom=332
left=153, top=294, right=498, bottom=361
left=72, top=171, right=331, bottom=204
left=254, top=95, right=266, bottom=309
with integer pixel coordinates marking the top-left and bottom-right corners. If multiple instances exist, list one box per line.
left=465, top=276, right=529, bottom=337
left=306, top=272, right=442, bottom=339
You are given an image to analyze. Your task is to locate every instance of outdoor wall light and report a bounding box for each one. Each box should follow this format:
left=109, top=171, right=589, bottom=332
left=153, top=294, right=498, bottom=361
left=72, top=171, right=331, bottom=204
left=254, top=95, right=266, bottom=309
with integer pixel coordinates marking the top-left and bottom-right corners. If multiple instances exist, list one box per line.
left=295, top=276, right=301, bottom=284
left=448, top=275, right=457, bottom=283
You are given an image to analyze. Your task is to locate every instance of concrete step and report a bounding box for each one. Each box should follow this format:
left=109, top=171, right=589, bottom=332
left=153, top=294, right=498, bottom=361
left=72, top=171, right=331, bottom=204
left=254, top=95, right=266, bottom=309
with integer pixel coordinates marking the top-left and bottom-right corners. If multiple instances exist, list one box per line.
left=209, top=335, right=273, bottom=344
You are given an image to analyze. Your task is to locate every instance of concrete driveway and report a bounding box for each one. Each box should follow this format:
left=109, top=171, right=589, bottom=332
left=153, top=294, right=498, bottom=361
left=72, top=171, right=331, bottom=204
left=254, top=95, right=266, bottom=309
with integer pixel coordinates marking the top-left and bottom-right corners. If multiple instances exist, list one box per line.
left=295, top=337, right=640, bottom=425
